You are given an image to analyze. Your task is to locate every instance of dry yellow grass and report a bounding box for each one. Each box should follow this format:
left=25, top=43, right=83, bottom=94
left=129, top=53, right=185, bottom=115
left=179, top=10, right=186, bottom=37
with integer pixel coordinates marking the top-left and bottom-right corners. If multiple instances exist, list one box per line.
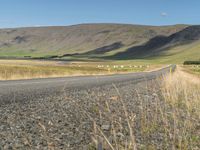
left=0, top=63, right=107, bottom=80
left=1, top=62, right=198, bottom=149
left=0, top=59, right=153, bottom=80
left=162, top=66, right=200, bottom=113
left=161, top=66, right=200, bottom=149
left=87, top=67, right=200, bottom=149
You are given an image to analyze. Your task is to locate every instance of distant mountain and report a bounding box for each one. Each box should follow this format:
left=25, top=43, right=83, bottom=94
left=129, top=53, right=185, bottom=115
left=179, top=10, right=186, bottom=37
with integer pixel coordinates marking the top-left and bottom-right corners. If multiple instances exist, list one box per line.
left=0, top=24, right=187, bottom=58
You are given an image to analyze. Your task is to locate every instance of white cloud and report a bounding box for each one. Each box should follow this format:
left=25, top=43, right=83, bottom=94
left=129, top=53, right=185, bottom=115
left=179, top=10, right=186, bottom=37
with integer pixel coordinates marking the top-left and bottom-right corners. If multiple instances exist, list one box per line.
left=33, top=25, right=44, bottom=27
left=161, top=12, right=168, bottom=17
left=33, top=24, right=54, bottom=27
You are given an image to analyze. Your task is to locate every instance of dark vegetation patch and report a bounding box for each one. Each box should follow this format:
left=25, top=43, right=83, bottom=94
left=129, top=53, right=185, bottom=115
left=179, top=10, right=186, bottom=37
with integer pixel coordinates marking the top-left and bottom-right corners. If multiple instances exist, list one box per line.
left=13, top=36, right=27, bottom=44
left=33, top=55, right=59, bottom=59
left=183, top=60, right=200, bottom=65
left=24, top=56, right=31, bottom=58
left=60, top=53, right=80, bottom=57
left=97, top=30, right=111, bottom=34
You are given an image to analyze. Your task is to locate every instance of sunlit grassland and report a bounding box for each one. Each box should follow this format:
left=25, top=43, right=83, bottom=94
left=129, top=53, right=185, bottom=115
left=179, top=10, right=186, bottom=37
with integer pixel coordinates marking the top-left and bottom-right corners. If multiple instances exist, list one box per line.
left=147, top=40, right=200, bottom=64
left=183, top=65, right=200, bottom=75
left=0, top=59, right=163, bottom=80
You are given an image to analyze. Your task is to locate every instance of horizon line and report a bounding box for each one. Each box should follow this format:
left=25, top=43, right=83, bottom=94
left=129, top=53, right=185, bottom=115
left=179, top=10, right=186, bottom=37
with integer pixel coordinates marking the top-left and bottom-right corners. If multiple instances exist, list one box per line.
left=0, top=22, right=194, bottom=30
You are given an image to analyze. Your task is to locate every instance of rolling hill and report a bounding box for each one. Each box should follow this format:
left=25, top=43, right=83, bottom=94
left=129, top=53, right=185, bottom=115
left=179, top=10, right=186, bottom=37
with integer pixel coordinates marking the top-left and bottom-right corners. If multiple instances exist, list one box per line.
left=109, top=25, right=200, bottom=63
left=0, top=23, right=200, bottom=63
left=0, top=24, right=187, bottom=58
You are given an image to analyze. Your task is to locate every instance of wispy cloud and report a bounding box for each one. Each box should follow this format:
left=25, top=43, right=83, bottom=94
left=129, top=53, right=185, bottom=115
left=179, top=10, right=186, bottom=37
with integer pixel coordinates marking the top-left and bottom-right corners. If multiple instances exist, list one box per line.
left=0, top=20, right=13, bottom=23
left=161, top=12, right=168, bottom=17
left=32, top=24, right=53, bottom=27
left=33, top=25, right=44, bottom=27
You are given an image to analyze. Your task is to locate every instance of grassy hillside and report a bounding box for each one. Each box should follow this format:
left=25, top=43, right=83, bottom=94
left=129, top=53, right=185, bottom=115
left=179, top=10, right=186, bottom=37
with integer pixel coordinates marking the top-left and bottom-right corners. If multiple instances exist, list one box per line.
left=1, top=23, right=200, bottom=64
left=118, top=40, right=200, bottom=64
left=109, top=25, right=200, bottom=64
left=152, top=40, right=200, bottom=64
left=0, top=24, right=187, bottom=58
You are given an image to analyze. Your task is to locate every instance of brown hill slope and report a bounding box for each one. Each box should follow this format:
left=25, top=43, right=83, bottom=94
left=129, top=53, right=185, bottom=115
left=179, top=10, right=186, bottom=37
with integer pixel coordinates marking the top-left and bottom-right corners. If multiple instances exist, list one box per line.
left=0, top=24, right=187, bottom=57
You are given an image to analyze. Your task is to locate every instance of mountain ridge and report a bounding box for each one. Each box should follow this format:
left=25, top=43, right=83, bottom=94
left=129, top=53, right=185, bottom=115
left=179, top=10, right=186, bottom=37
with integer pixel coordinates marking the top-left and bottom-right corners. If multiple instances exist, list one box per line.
left=0, top=23, right=187, bottom=57
left=0, top=23, right=200, bottom=63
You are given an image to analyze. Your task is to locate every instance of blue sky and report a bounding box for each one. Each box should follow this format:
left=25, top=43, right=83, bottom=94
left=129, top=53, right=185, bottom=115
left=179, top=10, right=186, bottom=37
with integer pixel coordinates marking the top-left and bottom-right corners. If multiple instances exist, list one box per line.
left=0, top=0, right=199, bottom=28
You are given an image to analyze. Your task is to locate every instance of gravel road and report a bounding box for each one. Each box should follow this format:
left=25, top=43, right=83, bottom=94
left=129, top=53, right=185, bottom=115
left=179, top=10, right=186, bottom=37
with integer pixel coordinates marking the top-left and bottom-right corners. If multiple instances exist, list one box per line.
left=0, top=65, right=177, bottom=149
left=0, top=65, right=175, bottom=104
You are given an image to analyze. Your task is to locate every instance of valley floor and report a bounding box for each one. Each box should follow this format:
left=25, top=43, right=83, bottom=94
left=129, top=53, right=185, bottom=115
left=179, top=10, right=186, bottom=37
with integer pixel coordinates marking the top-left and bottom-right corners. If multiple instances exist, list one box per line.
left=0, top=59, right=160, bottom=80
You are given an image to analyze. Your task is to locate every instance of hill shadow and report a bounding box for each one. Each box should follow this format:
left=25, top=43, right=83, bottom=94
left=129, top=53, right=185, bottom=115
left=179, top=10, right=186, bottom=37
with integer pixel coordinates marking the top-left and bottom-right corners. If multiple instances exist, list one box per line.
left=60, top=42, right=123, bottom=58
left=106, top=25, right=200, bottom=60
left=83, top=42, right=124, bottom=55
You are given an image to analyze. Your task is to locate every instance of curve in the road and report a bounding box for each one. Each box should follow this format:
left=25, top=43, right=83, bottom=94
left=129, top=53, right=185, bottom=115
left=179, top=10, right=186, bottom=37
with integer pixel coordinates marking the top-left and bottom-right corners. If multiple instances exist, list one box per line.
left=0, top=65, right=176, bottom=104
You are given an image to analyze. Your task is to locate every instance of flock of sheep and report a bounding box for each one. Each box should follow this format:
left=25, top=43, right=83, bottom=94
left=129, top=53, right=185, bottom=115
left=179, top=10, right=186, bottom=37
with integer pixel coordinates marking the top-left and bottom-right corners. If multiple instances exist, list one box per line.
left=97, top=65, right=150, bottom=68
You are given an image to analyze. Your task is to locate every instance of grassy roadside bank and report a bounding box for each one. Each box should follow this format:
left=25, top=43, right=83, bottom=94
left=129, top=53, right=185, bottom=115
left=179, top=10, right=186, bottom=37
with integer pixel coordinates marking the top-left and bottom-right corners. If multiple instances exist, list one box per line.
left=88, top=66, right=200, bottom=149
left=160, top=67, right=200, bottom=149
